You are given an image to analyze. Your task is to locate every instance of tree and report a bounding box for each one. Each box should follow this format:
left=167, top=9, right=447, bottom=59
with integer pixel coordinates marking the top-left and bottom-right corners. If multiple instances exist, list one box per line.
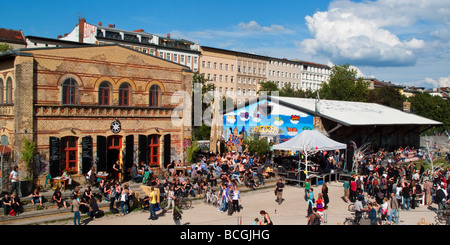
left=258, top=81, right=279, bottom=94
left=279, top=83, right=296, bottom=97
left=319, top=64, right=369, bottom=102
left=21, top=138, right=36, bottom=180
left=0, top=43, right=12, bottom=53
left=367, top=86, right=406, bottom=109
left=409, top=92, right=450, bottom=133
left=243, top=134, right=271, bottom=156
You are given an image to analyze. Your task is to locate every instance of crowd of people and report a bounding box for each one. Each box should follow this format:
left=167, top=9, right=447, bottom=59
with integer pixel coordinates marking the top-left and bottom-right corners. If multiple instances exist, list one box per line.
left=337, top=145, right=450, bottom=225
left=2, top=142, right=449, bottom=225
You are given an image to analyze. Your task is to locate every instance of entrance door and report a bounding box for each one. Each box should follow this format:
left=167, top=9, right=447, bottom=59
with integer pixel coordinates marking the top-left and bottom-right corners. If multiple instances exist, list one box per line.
left=107, top=135, right=122, bottom=174
left=163, top=134, right=171, bottom=168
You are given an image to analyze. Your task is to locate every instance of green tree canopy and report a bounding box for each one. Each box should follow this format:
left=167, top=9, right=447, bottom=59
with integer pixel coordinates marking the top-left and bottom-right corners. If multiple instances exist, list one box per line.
left=319, top=64, right=369, bottom=102
left=258, top=81, right=279, bottom=94
left=0, top=43, right=13, bottom=53
left=409, top=92, right=450, bottom=133
left=367, top=86, right=406, bottom=110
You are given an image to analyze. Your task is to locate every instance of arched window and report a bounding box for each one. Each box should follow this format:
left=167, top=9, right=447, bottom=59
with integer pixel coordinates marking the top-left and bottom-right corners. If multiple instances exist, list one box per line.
left=118, top=83, right=131, bottom=106
left=98, top=81, right=112, bottom=105
left=149, top=84, right=161, bottom=107
left=61, top=78, right=78, bottom=105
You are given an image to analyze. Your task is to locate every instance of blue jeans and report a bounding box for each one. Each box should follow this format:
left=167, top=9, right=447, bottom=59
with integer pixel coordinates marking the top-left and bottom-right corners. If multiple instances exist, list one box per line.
left=219, top=198, right=228, bottom=212
left=149, top=203, right=157, bottom=220
left=388, top=209, right=398, bottom=224
left=402, top=197, right=410, bottom=210
left=305, top=189, right=309, bottom=201
left=120, top=201, right=128, bottom=214
left=74, top=211, right=81, bottom=225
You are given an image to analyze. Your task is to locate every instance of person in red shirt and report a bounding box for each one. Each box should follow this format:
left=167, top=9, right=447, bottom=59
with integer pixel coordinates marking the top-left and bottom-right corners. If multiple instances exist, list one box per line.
left=350, top=177, right=357, bottom=202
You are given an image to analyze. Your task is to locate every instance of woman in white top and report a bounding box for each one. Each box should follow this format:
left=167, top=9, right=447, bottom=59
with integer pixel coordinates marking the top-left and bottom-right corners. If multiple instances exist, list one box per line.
left=166, top=186, right=175, bottom=212
left=230, top=186, right=241, bottom=215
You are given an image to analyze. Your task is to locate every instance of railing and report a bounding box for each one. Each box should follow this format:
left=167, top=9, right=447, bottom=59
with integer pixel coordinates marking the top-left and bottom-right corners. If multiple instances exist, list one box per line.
left=34, top=104, right=176, bottom=118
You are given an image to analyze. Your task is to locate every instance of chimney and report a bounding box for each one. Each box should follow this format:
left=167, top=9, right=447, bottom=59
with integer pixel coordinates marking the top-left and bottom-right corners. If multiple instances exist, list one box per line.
left=78, top=18, right=86, bottom=43
left=167, top=33, right=171, bottom=38
left=98, top=22, right=102, bottom=26
left=133, top=29, right=145, bottom=32
left=108, top=24, right=115, bottom=28
left=57, top=35, right=62, bottom=39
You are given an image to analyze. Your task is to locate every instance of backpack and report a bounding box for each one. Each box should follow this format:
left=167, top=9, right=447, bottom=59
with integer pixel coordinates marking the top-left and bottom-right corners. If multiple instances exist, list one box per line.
left=312, top=214, right=321, bottom=225
left=173, top=207, right=182, bottom=220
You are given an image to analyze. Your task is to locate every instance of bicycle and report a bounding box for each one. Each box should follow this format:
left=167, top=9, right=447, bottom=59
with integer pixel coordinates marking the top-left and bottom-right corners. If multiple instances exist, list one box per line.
left=176, top=195, right=192, bottom=210
left=343, top=211, right=367, bottom=225
left=434, top=209, right=450, bottom=225
left=204, top=190, right=219, bottom=207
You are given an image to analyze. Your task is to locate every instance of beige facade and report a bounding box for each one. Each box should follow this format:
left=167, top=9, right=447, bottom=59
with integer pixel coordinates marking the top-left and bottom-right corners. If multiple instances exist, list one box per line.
left=236, top=53, right=268, bottom=104
left=200, top=47, right=236, bottom=100
left=199, top=46, right=269, bottom=105
left=0, top=45, right=192, bottom=185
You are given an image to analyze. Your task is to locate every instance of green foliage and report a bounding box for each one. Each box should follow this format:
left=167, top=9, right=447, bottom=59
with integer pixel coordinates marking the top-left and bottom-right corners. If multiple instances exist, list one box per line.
left=409, top=93, right=450, bottom=133
left=367, top=86, right=406, bottom=110
left=319, top=64, right=369, bottom=102
left=185, top=139, right=200, bottom=164
left=243, top=134, right=271, bottom=156
left=193, top=123, right=211, bottom=140
left=21, top=138, right=36, bottom=180
left=258, top=81, right=279, bottom=94
left=0, top=43, right=13, bottom=53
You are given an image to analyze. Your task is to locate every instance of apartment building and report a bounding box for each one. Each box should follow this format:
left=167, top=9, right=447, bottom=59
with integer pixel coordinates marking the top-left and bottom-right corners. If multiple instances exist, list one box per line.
left=199, top=46, right=269, bottom=105
left=268, top=58, right=330, bottom=91
left=29, top=18, right=201, bottom=72
left=236, top=52, right=268, bottom=104
left=200, top=46, right=236, bottom=100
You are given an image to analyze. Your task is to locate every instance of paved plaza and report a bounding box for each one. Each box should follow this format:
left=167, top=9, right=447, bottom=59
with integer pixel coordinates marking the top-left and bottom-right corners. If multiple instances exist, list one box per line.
left=49, top=181, right=438, bottom=226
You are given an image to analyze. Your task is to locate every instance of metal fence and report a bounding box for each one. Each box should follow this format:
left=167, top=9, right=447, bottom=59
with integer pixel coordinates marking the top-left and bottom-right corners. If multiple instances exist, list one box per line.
left=192, top=210, right=447, bottom=225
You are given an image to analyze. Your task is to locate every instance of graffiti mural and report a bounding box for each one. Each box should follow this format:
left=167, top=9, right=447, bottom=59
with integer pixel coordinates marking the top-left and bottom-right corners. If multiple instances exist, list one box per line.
left=223, top=99, right=314, bottom=146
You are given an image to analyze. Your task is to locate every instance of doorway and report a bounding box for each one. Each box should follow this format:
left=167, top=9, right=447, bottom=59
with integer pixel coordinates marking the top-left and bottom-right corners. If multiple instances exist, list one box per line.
left=107, top=135, right=122, bottom=174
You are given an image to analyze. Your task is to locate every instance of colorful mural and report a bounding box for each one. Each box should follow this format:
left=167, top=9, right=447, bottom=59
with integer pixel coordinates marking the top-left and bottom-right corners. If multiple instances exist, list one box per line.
left=223, top=99, right=314, bottom=148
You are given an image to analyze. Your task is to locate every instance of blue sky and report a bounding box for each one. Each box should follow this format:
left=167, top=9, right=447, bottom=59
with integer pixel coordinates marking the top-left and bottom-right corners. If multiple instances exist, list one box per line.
left=2, top=0, right=449, bottom=89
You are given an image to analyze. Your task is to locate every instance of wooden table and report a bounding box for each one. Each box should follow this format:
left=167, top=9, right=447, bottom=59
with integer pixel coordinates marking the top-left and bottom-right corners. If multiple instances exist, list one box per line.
left=97, top=173, right=109, bottom=181
left=174, top=167, right=185, bottom=176
left=52, top=177, right=69, bottom=191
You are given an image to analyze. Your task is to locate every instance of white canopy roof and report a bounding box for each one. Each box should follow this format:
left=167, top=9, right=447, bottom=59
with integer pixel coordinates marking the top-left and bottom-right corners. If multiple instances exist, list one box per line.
left=270, top=96, right=442, bottom=126
left=273, top=130, right=347, bottom=152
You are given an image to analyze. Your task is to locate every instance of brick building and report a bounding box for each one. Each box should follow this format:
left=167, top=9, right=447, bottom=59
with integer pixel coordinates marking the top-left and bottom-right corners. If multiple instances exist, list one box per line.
left=0, top=44, right=192, bottom=184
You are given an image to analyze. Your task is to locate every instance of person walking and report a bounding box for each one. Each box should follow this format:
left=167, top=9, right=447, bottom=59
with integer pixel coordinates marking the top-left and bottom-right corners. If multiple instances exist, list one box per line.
left=401, top=181, right=411, bottom=211
left=388, top=192, right=399, bottom=225
left=304, top=178, right=311, bottom=201
left=275, top=179, right=284, bottom=205
left=230, top=186, right=241, bottom=215
left=72, top=194, right=87, bottom=225
left=173, top=200, right=183, bottom=225
left=9, top=166, right=19, bottom=197
left=322, top=183, right=329, bottom=209
left=148, top=187, right=158, bottom=220
left=307, top=187, right=315, bottom=217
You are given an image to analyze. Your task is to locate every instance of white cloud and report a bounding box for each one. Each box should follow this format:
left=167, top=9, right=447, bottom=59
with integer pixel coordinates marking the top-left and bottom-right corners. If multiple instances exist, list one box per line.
left=237, top=21, right=292, bottom=34
left=424, top=76, right=450, bottom=88
left=301, top=0, right=449, bottom=67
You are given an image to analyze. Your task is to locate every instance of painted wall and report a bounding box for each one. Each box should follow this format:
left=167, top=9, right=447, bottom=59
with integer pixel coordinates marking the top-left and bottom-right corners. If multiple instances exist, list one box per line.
left=223, top=99, right=314, bottom=149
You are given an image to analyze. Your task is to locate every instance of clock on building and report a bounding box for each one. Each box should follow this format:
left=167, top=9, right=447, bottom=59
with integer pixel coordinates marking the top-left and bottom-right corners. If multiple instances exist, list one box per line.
left=110, top=119, right=121, bottom=133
